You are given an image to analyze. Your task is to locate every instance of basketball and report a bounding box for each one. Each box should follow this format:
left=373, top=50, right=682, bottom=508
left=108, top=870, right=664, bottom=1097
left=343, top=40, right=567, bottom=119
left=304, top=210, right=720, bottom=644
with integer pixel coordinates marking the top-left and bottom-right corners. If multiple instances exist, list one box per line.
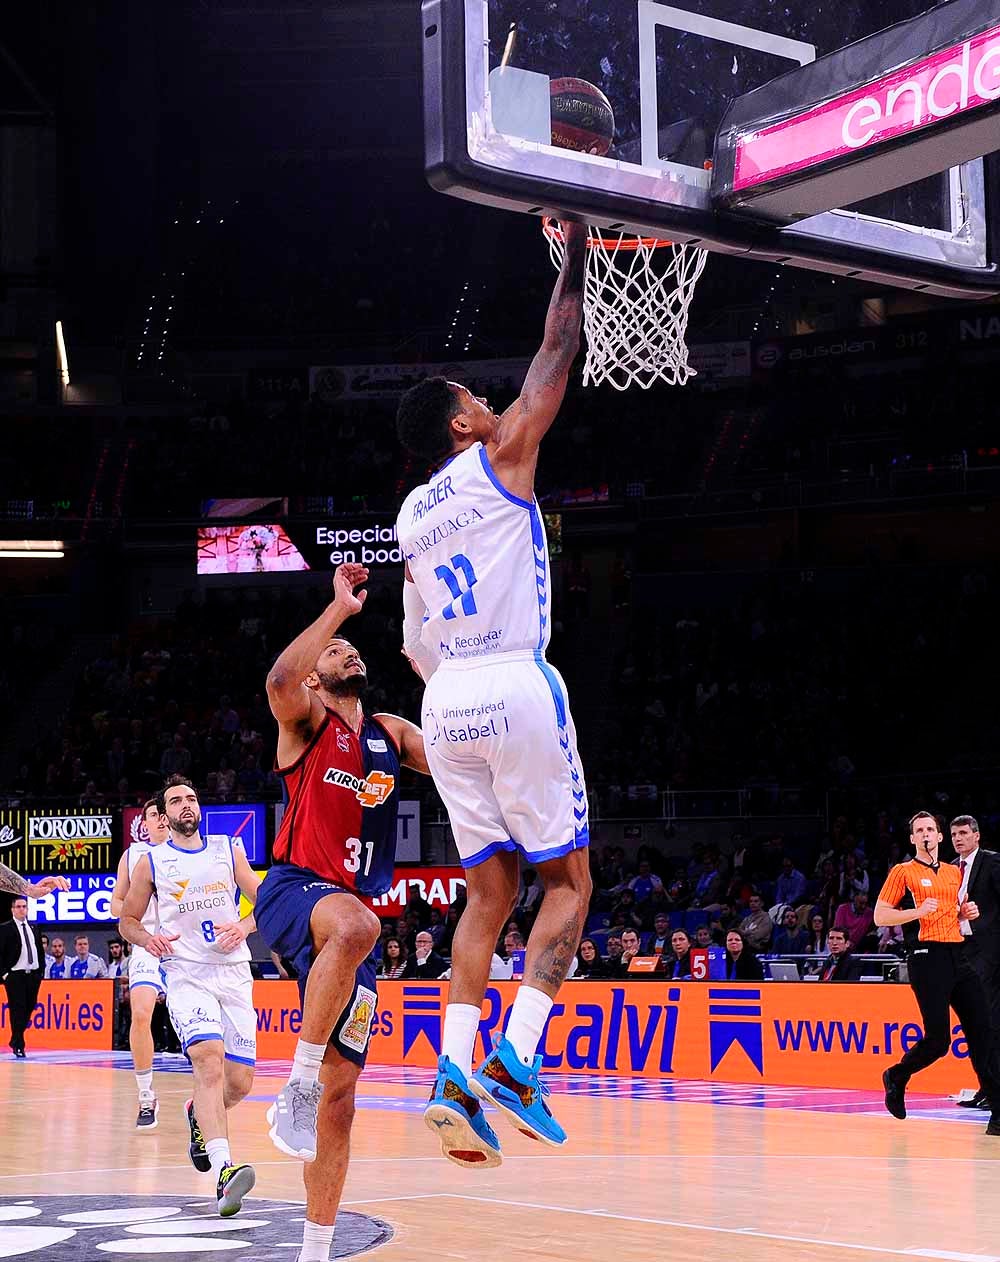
left=549, top=77, right=615, bottom=157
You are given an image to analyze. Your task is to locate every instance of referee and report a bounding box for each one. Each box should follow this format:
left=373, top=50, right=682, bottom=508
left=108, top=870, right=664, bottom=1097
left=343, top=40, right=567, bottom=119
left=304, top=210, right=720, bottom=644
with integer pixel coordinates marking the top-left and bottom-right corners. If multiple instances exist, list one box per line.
left=875, top=811, right=1000, bottom=1133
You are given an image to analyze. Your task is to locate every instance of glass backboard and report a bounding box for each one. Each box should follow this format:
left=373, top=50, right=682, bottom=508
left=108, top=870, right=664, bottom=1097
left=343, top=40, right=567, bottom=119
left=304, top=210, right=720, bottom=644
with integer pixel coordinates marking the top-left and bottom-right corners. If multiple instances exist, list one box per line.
left=423, top=0, right=999, bottom=297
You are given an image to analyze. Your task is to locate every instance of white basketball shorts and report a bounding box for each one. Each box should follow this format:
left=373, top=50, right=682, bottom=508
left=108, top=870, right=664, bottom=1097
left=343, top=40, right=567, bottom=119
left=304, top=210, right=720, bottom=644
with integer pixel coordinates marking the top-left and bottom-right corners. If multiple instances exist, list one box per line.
left=422, top=650, right=589, bottom=868
left=128, top=944, right=166, bottom=995
left=162, top=958, right=257, bottom=1065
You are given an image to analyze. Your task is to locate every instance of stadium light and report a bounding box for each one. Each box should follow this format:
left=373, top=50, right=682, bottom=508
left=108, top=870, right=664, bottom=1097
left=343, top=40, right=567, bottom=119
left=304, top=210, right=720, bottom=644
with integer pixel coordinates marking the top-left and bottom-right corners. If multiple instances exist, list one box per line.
left=0, top=540, right=65, bottom=559
left=55, top=320, right=70, bottom=387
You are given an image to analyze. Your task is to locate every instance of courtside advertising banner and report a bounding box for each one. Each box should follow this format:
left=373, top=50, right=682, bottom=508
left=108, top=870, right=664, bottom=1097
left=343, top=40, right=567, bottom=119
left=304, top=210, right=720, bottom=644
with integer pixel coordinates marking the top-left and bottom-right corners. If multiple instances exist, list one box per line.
left=122, top=803, right=268, bottom=865
left=252, top=980, right=978, bottom=1094
left=8, top=807, right=117, bottom=873
left=0, top=981, right=112, bottom=1051
left=26, top=874, right=118, bottom=924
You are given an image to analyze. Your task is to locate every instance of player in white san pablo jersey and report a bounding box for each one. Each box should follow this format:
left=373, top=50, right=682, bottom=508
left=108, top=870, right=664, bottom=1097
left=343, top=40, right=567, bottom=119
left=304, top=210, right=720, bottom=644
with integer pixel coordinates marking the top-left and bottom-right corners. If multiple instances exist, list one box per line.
left=110, top=797, right=171, bottom=1130
left=120, top=775, right=261, bottom=1218
left=395, top=221, right=591, bottom=1166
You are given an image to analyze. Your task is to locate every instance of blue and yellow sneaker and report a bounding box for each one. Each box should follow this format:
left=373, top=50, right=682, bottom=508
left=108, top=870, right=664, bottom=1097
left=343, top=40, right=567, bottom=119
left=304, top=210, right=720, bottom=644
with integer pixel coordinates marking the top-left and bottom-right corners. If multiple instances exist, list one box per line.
left=469, top=1035, right=566, bottom=1147
left=423, top=1055, right=502, bottom=1169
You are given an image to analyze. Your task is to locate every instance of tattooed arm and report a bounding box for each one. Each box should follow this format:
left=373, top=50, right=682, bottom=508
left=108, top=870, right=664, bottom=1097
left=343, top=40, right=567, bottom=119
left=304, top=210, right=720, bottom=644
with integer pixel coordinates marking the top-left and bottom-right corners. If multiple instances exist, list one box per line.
left=487, top=219, right=586, bottom=502
left=0, top=862, right=70, bottom=899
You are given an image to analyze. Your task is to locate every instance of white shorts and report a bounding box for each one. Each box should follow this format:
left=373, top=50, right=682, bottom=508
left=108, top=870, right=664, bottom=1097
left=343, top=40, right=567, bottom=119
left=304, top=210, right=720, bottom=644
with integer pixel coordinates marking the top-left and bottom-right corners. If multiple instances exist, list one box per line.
left=162, top=959, right=257, bottom=1065
left=128, top=944, right=166, bottom=996
left=422, top=650, right=589, bottom=867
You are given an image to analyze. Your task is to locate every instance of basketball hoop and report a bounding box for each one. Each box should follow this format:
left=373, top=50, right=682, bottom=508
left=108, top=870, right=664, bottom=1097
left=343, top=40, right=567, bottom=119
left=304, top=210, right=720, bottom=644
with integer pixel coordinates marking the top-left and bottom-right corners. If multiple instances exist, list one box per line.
left=543, top=219, right=707, bottom=391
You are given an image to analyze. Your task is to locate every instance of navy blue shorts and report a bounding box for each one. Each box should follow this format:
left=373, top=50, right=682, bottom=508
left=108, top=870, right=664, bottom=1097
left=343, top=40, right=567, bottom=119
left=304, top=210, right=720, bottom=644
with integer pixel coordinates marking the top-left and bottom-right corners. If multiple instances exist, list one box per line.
left=256, top=863, right=378, bottom=1068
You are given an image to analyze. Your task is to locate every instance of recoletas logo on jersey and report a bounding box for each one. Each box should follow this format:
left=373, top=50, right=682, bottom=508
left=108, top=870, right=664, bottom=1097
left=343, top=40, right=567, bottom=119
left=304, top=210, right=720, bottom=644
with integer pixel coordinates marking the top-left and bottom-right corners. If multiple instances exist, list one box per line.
left=323, top=767, right=396, bottom=808
left=0, top=1192, right=393, bottom=1260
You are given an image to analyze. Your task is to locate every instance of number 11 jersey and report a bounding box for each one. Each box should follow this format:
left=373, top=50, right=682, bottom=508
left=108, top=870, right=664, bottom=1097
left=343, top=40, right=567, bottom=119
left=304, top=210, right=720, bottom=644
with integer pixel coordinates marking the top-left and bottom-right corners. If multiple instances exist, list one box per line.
left=396, top=442, right=552, bottom=664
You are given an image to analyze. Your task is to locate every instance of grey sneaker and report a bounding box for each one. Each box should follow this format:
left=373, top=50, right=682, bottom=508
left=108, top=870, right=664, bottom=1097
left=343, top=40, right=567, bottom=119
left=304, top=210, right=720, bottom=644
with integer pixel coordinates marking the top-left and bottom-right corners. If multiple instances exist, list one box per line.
left=266, top=1079, right=324, bottom=1161
left=135, top=1092, right=159, bottom=1130
left=216, top=1162, right=255, bottom=1217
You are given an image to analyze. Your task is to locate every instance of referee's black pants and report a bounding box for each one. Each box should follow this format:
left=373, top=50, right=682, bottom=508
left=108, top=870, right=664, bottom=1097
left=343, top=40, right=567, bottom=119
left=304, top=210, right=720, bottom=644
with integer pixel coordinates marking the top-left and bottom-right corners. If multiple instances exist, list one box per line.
left=3, top=966, right=42, bottom=1052
left=894, top=942, right=1000, bottom=1104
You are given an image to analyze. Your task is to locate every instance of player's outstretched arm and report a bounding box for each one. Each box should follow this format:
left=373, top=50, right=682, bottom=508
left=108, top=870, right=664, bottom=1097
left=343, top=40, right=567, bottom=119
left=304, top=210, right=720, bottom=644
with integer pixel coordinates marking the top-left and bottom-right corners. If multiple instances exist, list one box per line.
left=0, top=861, right=70, bottom=898
left=491, top=219, right=586, bottom=489
left=266, top=562, right=368, bottom=740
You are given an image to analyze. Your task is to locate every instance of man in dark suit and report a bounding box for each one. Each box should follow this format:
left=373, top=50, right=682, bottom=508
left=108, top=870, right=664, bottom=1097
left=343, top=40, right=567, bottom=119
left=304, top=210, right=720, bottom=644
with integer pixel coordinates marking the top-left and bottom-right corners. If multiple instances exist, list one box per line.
left=952, top=815, right=1000, bottom=1108
left=0, top=897, right=46, bottom=1057
left=818, top=926, right=863, bottom=981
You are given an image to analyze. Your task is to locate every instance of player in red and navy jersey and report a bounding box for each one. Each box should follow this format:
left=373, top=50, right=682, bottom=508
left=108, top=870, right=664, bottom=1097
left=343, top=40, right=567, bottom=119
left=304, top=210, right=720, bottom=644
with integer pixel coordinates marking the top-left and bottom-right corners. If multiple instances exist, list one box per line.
left=255, top=562, right=427, bottom=1262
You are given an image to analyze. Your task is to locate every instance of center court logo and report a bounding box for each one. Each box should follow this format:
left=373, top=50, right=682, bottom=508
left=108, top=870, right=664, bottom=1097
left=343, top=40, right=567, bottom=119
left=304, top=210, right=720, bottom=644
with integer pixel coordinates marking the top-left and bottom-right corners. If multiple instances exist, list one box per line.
left=0, top=1194, right=392, bottom=1261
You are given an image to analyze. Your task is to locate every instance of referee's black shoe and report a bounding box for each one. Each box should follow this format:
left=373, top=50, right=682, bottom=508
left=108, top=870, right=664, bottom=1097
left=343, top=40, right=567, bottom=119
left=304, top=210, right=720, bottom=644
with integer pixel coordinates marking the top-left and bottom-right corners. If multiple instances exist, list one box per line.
left=882, top=1068, right=907, bottom=1120
left=957, top=1089, right=989, bottom=1109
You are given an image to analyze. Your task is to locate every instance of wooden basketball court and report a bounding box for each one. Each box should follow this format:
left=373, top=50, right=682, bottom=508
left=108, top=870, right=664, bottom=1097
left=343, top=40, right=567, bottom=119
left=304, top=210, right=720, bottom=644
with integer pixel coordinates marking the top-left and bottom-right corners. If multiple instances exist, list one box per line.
left=2, top=1052, right=999, bottom=1261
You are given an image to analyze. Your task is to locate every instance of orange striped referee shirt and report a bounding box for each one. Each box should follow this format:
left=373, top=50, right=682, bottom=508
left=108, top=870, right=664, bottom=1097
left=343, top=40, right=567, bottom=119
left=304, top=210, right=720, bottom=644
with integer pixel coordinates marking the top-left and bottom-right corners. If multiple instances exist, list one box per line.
left=876, top=859, right=964, bottom=944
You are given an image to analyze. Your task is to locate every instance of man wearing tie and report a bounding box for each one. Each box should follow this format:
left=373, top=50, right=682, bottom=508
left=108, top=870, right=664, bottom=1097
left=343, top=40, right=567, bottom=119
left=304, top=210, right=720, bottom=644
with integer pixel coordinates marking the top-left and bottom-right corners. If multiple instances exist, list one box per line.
left=952, top=815, right=1000, bottom=1110
left=2, top=897, right=45, bottom=1058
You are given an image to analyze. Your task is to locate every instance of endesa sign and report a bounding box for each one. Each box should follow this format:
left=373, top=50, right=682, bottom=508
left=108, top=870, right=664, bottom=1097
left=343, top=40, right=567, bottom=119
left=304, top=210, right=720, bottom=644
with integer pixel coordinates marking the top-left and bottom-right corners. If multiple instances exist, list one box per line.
left=27, top=874, right=118, bottom=924
left=123, top=803, right=267, bottom=865
left=733, top=23, right=1000, bottom=194
left=258, top=980, right=980, bottom=1095
left=367, top=866, right=466, bottom=915
left=1, top=808, right=117, bottom=873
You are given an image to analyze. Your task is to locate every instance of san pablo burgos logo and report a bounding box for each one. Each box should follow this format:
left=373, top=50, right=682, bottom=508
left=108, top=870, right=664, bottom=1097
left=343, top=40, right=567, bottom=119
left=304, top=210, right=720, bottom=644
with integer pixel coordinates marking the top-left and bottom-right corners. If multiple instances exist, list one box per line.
left=0, top=1193, right=392, bottom=1260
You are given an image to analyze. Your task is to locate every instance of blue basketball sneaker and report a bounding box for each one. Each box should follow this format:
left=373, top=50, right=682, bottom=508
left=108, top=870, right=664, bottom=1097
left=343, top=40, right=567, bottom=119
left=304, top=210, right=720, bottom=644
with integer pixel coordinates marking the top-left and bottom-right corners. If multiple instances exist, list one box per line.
left=469, top=1035, right=566, bottom=1147
left=424, top=1056, right=503, bottom=1169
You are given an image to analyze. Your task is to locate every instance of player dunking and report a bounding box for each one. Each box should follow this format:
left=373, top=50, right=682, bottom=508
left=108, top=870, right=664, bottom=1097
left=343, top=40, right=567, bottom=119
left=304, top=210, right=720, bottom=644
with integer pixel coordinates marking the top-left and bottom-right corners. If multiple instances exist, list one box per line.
left=111, top=796, right=170, bottom=1129
left=256, top=562, right=427, bottom=1262
left=394, top=220, right=590, bottom=1165
left=120, top=775, right=262, bottom=1216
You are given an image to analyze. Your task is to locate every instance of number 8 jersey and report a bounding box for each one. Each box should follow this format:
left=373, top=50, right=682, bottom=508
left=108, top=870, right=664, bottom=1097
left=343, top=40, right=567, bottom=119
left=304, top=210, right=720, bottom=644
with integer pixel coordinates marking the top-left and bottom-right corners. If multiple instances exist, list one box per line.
left=396, top=442, right=551, bottom=663
left=148, top=834, right=251, bottom=965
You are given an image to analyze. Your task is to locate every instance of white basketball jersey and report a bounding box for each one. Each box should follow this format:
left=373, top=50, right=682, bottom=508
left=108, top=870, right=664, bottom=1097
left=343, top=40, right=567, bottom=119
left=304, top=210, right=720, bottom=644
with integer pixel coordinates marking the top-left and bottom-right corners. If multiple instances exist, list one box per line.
left=149, top=834, right=250, bottom=965
left=127, top=841, right=160, bottom=934
left=396, top=443, right=551, bottom=663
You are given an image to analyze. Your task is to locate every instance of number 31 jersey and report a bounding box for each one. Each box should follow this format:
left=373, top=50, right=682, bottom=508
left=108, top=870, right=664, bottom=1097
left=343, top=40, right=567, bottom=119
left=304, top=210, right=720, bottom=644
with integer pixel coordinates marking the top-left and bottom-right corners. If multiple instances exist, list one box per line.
left=396, top=442, right=551, bottom=663
left=148, top=834, right=251, bottom=965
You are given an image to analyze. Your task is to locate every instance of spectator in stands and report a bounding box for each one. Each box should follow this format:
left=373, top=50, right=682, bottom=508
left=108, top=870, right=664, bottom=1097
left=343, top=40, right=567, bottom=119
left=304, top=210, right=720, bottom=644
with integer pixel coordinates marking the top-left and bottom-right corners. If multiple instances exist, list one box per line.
left=68, top=934, right=108, bottom=979
left=666, top=930, right=693, bottom=980
left=817, top=926, right=863, bottom=981
left=106, top=938, right=130, bottom=979
left=739, top=894, right=773, bottom=950
left=159, top=732, right=192, bottom=779
left=772, top=907, right=810, bottom=955
left=45, top=937, right=67, bottom=979
left=724, top=930, right=764, bottom=981
left=834, top=890, right=876, bottom=950
left=690, top=854, right=725, bottom=909
left=402, top=931, right=447, bottom=980
left=693, top=924, right=715, bottom=949
left=616, top=928, right=644, bottom=976
left=806, top=912, right=829, bottom=955
left=606, top=934, right=624, bottom=969
left=503, top=928, right=526, bottom=958
left=877, top=922, right=906, bottom=955
left=40, top=933, right=54, bottom=974
left=838, top=853, right=869, bottom=902
left=575, top=938, right=608, bottom=979
left=610, top=888, right=645, bottom=932
left=378, top=937, right=408, bottom=979
left=427, top=907, right=447, bottom=947
left=629, top=860, right=664, bottom=903
left=648, top=912, right=672, bottom=955
left=775, top=857, right=807, bottom=909
left=516, top=869, right=543, bottom=918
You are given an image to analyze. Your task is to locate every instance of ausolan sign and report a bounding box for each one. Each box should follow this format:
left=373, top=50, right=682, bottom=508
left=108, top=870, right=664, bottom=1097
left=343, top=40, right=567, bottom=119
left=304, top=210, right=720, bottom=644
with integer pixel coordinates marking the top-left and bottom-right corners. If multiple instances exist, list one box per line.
left=734, top=24, right=1000, bottom=191
left=368, top=866, right=466, bottom=914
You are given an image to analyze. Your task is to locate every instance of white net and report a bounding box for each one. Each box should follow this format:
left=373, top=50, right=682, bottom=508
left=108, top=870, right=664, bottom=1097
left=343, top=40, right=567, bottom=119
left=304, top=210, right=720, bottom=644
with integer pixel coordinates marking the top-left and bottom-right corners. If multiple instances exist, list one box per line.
left=545, top=224, right=708, bottom=391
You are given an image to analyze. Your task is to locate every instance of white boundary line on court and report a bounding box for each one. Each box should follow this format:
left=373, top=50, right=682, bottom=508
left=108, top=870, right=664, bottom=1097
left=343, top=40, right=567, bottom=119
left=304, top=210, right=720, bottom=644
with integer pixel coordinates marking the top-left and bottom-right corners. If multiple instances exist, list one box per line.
left=362, top=1194, right=1000, bottom=1262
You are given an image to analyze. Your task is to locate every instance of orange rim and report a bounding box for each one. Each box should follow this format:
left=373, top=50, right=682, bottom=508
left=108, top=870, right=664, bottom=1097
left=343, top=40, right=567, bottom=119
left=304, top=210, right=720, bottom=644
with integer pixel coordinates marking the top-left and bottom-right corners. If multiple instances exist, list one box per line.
left=542, top=216, right=673, bottom=250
